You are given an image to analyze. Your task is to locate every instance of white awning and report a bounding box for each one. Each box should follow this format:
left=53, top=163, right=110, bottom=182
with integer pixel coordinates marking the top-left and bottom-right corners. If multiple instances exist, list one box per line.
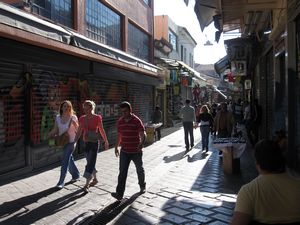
left=159, top=58, right=206, bottom=81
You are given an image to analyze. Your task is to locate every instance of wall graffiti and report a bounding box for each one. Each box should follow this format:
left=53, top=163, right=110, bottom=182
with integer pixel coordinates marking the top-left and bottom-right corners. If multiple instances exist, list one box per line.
left=0, top=72, right=26, bottom=145
left=31, top=71, right=124, bottom=145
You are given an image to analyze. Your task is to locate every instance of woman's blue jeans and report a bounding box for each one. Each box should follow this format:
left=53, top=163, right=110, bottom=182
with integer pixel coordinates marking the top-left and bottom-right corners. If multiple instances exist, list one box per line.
left=83, top=142, right=99, bottom=179
left=57, top=142, right=80, bottom=186
left=200, top=125, right=211, bottom=150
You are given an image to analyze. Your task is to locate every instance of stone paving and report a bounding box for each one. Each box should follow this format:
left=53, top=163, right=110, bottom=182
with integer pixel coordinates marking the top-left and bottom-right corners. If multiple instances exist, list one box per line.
left=0, top=125, right=257, bottom=225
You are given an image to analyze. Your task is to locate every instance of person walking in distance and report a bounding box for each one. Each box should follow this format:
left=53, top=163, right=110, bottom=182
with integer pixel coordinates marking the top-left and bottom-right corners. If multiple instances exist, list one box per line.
left=196, top=105, right=214, bottom=153
left=152, top=106, right=162, bottom=140
left=180, top=99, right=196, bottom=152
left=47, top=100, right=80, bottom=189
left=74, top=100, right=109, bottom=193
left=111, top=101, right=147, bottom=201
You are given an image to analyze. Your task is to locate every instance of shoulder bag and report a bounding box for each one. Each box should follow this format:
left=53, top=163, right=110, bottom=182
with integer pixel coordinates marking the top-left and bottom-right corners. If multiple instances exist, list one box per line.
left=85, top=115, right=102, bottom=143
left=55, top=118, right=71, bottom=147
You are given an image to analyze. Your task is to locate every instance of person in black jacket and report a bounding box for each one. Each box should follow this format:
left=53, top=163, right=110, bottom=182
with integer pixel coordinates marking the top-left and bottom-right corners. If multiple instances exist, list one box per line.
left=196, top=105, right=214, bottom=152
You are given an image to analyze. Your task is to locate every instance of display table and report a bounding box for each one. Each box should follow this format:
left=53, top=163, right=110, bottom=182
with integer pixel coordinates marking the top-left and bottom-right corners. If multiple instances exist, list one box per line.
left=145, top=123, right=162, bottom=144
left=212, top=138, right=247, bottom=174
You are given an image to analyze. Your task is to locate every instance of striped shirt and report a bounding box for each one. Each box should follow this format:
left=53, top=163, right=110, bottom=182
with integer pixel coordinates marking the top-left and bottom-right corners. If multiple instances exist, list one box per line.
left=117, top=114, right=145, bottom=153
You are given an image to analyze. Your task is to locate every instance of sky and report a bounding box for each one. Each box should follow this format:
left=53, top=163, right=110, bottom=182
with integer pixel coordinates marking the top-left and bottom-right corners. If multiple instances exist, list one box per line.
left=154, top=0, right=227, bottom=65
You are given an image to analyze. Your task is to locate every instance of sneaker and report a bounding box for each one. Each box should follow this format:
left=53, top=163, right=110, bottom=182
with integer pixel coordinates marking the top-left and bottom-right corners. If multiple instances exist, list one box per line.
left=140, top=186, right=146, bottom=194
left=56, top=184, right=64, bottom=189
left=111, top=192, right=123, bottom=201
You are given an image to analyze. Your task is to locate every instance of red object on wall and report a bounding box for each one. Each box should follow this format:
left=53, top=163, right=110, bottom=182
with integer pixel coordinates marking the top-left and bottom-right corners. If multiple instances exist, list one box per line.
left=227, top=72, right=235, bottom=82
left=181, top=77, right=188, bottom=86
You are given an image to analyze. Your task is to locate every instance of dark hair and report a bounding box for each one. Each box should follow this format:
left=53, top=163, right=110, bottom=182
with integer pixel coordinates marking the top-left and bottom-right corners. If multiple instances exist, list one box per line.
left=185, top=99, right=191, bottom=104
left=254, top=139, right=285, bottom=173
left=119, top=101, right=132, bottom=112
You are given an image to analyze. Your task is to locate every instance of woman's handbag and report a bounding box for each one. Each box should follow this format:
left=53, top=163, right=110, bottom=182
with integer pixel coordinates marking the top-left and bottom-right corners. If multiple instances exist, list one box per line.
left=55, top=117, right=72, bottom=147
left=85, top=130, right=101, bottom=142
left=55, top=132, right=69, bottom=147
left=85, top=116, right=102, bottom=143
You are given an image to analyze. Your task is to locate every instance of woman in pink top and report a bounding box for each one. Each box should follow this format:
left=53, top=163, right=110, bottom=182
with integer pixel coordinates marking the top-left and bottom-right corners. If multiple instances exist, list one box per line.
left=75, top=100, right=109, bottom=193
left=47, top=100, right=80, bottom=189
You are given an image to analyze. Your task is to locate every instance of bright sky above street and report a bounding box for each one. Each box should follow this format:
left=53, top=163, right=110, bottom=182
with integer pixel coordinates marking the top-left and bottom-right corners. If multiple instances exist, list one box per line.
left=154, top=0, right=227, bottom=64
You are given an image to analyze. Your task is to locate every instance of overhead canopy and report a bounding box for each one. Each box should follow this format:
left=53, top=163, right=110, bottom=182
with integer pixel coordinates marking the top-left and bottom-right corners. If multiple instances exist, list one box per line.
left=159, top=58, right=206, bottom=81
left=194, top=0, right=218, bottom=31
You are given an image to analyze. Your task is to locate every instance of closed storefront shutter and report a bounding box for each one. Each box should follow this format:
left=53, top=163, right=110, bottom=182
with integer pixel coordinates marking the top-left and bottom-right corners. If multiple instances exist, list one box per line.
left=128, top=83, right=154, bottom=123
left=85, top=76, right=127, bottom=142
left=0, top=61, right=26, bottom=174
left=31, top=68, right=79, bottom=146
left=31, top=68, right=79, bottom=168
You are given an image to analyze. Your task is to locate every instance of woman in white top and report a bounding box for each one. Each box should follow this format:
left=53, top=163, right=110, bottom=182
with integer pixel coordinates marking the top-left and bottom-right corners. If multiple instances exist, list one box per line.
left=48, top=100, right=80, bottom=189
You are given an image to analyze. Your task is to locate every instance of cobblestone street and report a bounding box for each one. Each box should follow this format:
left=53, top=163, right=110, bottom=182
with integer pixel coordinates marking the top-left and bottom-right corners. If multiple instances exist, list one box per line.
left=0, top=126, right=257, bottom=225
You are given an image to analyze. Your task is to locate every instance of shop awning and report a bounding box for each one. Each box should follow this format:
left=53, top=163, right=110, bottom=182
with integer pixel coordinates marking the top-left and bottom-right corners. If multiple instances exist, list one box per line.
left=159, top=58, right=206, bottom=81
left=70, top=32, right=158, bottom=74
left=194, top=0, right=218, bottom=31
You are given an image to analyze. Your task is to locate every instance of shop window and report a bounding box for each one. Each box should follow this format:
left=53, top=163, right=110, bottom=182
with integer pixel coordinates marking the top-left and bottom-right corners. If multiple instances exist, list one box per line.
left=85, top=0, right=121, bottom=50
left=31, top=0, right=73, bottom=28
left=180, top=45, right=184, bottom=61
left=169, top=29, right=177, bottom=51
left=128, top=23, right=150, bottom=62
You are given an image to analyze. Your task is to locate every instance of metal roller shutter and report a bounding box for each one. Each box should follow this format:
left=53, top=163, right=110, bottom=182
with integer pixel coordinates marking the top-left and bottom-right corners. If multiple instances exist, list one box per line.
left=0, top=61, right=26, bottom=174
left=31, top=68, right=79, bottom=146
left=128, top=83, right=154, bottom=123
left=85, top=76, right=127, bottom=143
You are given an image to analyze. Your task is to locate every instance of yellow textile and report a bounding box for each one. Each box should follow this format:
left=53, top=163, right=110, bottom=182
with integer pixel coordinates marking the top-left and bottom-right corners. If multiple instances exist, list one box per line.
left=235, top=173, right=300, bottom=223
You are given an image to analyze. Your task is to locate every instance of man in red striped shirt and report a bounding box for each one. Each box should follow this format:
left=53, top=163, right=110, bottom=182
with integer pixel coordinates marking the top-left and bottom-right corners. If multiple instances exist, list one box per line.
left=111, top=101, right=147, bottom=200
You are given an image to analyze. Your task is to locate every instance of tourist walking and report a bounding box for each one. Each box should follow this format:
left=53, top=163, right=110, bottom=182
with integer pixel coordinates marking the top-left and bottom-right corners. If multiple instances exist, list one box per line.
left=47, top=100, right=80, bottom=189
left=196, top=105, right=214, bottom=152
left=74, top=100, right=109, bottom=193
left=180, top=99, right=196, bottom=152
left=111, top=101, right=147, bottom=200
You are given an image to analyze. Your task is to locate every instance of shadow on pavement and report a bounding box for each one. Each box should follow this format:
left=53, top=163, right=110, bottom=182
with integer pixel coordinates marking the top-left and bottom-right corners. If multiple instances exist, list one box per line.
left=186, top=151, right=209, bottom=162
left=0, top=187, right=58, bottom=218
left=1, top=188, right=85, bottom=225
left=163, top=150, right=186, bottom=163
left=167, top=144, right=182, bottom=147
left=81, top=192, right=141, bottom=225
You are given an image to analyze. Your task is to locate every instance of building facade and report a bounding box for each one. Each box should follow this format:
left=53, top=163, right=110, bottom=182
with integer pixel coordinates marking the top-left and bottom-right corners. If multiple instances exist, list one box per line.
left=154, top=15, right=203, bottom=126
left=195, top=0, right=300, bottom=172
left=0, top=0, right=159, bottom=178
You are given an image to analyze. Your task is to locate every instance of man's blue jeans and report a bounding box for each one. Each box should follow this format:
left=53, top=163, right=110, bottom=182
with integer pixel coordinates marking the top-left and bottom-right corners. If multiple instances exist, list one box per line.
left=116, top=151, right=145, bottom=197
left=57, top=142, right=80, bottom=186
left=83, top=142, right=99, bottom=179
